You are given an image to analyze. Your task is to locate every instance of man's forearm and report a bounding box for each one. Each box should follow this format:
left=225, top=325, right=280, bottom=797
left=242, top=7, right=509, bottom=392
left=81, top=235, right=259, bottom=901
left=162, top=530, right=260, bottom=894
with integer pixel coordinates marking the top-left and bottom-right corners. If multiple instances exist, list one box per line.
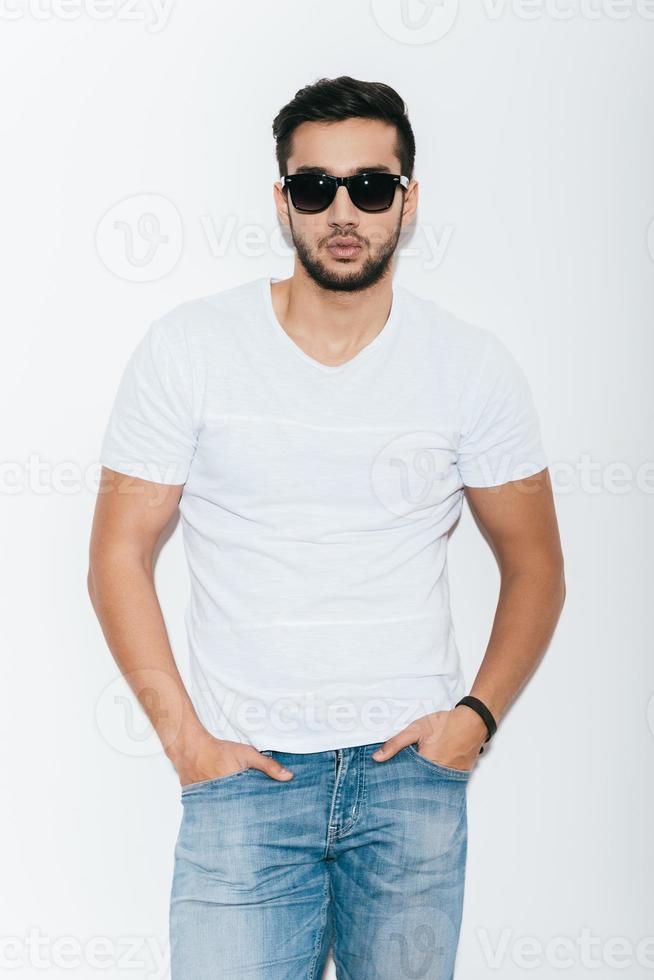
left=458, top=559, right=566, bottom=730
left=87, top=555, right=206, bottom=765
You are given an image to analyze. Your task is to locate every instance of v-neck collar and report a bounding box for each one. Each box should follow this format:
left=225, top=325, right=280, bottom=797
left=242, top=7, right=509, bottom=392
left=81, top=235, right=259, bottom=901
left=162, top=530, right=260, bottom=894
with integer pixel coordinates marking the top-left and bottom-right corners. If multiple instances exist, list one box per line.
left=260, top=276, right=402, bottom=375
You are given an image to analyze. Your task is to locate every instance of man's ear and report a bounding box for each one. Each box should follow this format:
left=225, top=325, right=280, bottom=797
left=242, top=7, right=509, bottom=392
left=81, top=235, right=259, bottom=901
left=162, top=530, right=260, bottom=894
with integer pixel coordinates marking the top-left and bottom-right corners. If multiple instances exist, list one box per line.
left=401, top=179, right=419, bottom=225
left=273, top=180, right=291, bottom=227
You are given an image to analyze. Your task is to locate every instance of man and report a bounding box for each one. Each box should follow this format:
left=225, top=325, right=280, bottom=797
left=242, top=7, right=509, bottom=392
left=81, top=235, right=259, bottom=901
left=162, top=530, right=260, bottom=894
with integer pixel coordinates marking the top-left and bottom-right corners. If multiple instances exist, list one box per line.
left=88, top=76, right=565, bottom=979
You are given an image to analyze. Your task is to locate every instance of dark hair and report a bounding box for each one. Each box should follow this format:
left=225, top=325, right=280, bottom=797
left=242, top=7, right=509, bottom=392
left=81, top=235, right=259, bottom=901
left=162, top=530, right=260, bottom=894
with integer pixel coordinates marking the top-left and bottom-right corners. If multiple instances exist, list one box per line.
left=272, top=75, right=416, bottom=180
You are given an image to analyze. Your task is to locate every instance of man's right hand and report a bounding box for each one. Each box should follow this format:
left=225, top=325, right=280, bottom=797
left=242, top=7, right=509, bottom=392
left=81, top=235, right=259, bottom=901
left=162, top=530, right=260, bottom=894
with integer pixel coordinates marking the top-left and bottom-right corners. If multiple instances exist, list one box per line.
left=172, top=732, right=294, bottom=786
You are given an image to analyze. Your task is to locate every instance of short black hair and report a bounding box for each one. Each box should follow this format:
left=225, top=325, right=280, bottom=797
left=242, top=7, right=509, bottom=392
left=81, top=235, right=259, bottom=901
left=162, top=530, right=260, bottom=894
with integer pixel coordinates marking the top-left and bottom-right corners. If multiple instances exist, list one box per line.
left=272, top=75, right=416, bottom=180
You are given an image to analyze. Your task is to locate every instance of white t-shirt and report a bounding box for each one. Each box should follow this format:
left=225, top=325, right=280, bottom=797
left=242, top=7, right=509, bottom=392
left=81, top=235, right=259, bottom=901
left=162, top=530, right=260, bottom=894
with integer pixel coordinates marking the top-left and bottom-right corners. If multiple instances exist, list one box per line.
left=99, top=275, right=548, bottom=752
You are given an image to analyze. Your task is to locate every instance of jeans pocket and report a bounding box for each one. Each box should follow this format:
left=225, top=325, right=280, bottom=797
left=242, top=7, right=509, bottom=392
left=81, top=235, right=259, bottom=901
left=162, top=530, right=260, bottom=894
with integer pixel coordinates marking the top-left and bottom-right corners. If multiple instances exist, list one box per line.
left=180, top=767, right=252, bottom=795
left=405, top=742, right=473, bottom=781
left=180, top=749, right=276, bottom=796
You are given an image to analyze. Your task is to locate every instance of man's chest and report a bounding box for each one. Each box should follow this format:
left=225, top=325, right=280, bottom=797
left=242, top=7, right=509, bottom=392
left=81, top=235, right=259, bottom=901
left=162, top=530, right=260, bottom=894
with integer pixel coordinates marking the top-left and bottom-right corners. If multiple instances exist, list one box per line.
left=188, top=407, right=464, bottom=533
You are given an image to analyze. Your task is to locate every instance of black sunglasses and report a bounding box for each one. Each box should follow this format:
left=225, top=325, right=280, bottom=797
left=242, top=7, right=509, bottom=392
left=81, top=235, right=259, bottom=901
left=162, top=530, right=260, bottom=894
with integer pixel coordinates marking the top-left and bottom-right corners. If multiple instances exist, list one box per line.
left=281, top=171, right=409, bottom=214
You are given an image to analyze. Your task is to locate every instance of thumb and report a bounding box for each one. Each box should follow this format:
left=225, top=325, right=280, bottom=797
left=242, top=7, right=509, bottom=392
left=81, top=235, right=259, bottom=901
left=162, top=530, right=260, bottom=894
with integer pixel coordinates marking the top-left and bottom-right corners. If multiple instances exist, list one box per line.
left=255, top=756, right=294, bottom=781
left=372, top=735, right=412, bottom=762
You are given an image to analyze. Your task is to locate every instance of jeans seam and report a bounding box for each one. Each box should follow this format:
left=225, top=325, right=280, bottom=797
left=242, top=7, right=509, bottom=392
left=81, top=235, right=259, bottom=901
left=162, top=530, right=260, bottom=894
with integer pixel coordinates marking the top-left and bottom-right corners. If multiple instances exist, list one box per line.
left=307, top=865, right=331, bottom=980
left=334, top=745, right=367, bottom=840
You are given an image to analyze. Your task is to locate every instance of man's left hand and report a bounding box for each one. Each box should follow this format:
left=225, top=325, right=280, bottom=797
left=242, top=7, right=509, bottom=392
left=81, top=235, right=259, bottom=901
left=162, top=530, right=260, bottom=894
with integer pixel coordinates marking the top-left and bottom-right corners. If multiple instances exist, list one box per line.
left=371, top=707, right=488, bottom=772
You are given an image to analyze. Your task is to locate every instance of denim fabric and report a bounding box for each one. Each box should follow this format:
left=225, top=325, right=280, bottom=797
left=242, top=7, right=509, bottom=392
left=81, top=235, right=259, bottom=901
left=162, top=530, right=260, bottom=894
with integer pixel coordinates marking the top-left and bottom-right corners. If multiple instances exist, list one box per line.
left=169, top=740, right=470, bottom=979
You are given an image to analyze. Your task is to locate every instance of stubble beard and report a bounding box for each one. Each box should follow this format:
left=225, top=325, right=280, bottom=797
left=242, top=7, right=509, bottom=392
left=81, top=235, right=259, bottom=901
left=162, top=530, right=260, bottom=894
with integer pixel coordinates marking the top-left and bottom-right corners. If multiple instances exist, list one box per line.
left=289, top=214, right=402, bottom=294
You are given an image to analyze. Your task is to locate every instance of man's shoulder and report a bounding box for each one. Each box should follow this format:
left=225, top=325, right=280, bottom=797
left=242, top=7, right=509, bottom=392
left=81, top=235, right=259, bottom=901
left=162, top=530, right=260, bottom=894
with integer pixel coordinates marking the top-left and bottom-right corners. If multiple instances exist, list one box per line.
left=152, top=276, right=263, bottom=342
left=397, top=282, right=491, bottom=360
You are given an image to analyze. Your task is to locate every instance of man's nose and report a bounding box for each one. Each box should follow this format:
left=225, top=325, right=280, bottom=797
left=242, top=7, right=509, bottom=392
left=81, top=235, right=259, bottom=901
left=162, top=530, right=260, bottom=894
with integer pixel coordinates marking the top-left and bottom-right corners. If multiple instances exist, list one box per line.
left=328, top=184, right=360, bottom=225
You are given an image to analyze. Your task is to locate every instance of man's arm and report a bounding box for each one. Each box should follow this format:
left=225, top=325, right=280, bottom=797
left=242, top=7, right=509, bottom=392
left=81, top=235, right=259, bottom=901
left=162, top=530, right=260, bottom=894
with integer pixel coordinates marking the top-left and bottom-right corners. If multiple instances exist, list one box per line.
left=457, top=466, right=565, bottom=734
left=87, top=466, right=294, bottom=784
left=372, top=467, right=566, bottom=770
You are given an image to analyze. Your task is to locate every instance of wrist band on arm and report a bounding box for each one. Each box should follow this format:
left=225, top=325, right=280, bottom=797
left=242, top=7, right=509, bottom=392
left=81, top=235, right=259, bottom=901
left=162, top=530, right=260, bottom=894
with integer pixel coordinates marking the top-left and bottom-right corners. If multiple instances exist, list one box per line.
left=454, top=695, right=497, bottom=754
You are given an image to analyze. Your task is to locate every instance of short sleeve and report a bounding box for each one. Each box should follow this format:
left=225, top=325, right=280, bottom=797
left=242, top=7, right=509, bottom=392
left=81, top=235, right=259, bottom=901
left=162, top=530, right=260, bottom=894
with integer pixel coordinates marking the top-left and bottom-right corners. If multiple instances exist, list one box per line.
left=457, top=329, right=548, bottom=487
left=99, top=318, right=197, bottom=485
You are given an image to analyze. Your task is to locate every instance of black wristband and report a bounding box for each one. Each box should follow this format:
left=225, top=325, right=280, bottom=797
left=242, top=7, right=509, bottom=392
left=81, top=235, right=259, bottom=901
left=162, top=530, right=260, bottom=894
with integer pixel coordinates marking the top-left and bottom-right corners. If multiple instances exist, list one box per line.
left=455, top=695, right=497, bottom=754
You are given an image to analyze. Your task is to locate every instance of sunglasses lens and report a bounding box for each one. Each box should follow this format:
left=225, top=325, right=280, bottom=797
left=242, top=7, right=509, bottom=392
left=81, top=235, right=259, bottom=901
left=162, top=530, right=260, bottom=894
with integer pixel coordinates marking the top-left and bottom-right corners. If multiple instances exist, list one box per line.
left=288, top=174, right=334, bottom=213
left=349, top=174, right=397, bottom=212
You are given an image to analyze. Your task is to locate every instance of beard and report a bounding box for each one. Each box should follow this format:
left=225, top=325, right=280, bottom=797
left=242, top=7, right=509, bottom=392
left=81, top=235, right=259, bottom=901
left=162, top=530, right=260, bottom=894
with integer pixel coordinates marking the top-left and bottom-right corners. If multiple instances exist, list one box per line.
left=289, top=214, right=402, bottom=293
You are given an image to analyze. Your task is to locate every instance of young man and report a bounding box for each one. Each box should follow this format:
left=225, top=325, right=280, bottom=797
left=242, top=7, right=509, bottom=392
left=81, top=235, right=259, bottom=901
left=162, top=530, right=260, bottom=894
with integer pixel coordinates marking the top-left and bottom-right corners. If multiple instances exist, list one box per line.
left=88, top=76, right=565, bottom=979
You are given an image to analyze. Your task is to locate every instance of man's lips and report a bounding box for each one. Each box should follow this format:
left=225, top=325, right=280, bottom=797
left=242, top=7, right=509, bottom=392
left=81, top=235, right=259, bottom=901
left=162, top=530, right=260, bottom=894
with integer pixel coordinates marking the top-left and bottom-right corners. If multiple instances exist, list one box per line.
left=326, top=240, right=363, bottom=259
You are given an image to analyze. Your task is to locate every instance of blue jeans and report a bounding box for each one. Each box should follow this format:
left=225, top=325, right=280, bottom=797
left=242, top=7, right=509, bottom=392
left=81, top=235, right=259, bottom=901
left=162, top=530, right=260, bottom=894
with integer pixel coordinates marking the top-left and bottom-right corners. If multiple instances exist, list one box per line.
left=169, top=740, right=470, bottom=979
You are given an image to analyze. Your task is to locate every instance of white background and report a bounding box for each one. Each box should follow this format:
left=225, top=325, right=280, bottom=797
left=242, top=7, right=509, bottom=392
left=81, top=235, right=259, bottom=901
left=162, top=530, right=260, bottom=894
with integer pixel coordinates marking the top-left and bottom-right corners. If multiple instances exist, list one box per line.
left=1, top=1, right=653, bottom=977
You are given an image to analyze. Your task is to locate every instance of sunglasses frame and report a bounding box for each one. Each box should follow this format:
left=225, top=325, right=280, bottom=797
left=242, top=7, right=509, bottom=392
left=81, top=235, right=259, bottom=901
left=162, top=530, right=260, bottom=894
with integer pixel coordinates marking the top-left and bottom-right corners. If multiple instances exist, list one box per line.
left=280, top=171, right=409, bottom=214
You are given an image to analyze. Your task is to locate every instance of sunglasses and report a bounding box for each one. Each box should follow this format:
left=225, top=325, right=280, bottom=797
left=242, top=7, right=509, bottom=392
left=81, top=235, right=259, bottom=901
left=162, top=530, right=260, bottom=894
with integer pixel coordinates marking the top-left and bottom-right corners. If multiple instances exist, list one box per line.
left=281, top=171, right=409, bottom=214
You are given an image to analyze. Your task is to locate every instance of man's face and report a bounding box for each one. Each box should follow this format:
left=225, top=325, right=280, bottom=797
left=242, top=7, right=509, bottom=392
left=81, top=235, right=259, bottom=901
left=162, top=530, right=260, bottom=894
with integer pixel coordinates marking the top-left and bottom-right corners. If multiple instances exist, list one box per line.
left=274, top=117, right=418, bottom=292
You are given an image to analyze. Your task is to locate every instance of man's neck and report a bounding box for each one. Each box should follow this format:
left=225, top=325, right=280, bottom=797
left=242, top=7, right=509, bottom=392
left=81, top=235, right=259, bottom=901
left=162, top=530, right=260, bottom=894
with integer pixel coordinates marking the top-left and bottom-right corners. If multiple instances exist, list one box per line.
left=269, top=269, right=395, bottom=367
